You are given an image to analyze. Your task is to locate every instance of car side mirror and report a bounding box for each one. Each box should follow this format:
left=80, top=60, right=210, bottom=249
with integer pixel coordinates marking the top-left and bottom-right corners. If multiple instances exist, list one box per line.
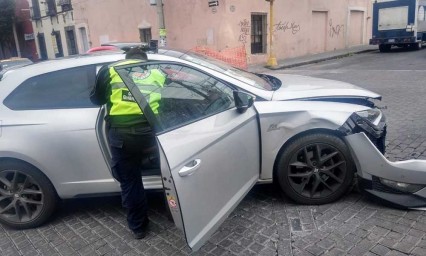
left=233, top=91, right=255, bottom=113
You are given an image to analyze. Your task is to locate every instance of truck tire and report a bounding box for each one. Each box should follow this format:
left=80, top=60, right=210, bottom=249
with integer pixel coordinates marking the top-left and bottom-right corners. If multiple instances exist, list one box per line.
left=413, top=42, right=422, bottom=50
left=379, top=44, right=391, bottom=52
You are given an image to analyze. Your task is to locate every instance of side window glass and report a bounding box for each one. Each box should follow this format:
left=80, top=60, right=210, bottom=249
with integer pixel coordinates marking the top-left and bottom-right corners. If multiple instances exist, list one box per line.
left=122, top=63, right=236, bottom=131
left=4, top=65, right=97, bottom=110
left=419, top=6, right=425, bottom=21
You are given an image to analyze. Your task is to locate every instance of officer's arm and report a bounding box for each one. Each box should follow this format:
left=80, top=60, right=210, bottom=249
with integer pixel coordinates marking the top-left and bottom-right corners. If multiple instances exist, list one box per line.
left=90, top=65, right=110, bottom=105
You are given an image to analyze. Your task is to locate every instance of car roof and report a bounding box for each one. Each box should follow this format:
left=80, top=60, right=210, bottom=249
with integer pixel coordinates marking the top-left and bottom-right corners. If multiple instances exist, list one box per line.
left=0, top=49, right=189, bottom=83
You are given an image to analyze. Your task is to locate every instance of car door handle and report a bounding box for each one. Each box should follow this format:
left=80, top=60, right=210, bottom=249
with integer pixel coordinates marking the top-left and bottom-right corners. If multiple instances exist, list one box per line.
left=178, top=159, right=202, bottom=177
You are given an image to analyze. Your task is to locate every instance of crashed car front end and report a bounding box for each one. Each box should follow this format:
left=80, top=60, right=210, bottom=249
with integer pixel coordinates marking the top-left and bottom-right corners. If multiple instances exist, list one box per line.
left=340, top=108, right=387, bottom=154
left=340, top=111, right=426, bottom=209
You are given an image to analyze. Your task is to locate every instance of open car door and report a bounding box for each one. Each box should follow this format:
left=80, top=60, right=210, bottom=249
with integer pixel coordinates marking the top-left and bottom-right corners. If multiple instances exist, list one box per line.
left=114, top=62, right=260, bottom=250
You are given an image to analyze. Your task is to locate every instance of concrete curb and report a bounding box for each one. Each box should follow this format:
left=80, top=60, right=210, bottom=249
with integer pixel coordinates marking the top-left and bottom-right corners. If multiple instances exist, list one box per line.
left=264, top=48, right=377, bottom=70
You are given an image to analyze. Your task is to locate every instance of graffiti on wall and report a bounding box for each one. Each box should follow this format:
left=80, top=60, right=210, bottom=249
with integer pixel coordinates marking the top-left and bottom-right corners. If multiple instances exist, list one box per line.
left=329, top=19, right=344, bottom=38
left=273, top=21, right=301, bottom=35
left=238, top=19, right=250, bottom=44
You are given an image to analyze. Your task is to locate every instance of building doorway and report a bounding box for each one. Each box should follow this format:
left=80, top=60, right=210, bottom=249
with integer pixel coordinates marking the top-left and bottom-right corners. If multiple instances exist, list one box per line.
left=52, top=31, right=64, bottom=58
left=37, top=33, right=48, bottom=60
left=311, top=11, right=328, bottom=54
left=79, top=27, right=89, bottom=53
left=349, top=10, right=364, bottom=46
left=65, top=27, right=78, bottom=55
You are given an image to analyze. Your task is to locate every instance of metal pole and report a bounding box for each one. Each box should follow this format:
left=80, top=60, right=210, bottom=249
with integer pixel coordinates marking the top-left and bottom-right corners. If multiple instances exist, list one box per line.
left=156, top=0, right=167, bottom=47
left=266, top=0, right=277, bottom=67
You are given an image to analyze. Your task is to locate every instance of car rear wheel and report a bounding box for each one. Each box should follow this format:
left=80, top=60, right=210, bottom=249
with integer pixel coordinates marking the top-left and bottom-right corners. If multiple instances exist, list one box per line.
left=277, top=133, right=355, bottom=205
left=0, top=161, right=57, bottom=229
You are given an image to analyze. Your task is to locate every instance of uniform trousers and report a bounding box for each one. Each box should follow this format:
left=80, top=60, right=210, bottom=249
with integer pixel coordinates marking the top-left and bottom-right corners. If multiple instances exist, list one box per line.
left=107, top=124, right=156, bottom=232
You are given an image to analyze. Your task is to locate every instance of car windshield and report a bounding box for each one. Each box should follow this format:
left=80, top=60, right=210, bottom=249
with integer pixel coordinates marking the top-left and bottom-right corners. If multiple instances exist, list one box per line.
left=180, top=52, right=273, bottom=91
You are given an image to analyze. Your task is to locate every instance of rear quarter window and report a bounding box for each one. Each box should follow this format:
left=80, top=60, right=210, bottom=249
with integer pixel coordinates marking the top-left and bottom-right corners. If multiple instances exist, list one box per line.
left=4, top=65, right=97, bottom=110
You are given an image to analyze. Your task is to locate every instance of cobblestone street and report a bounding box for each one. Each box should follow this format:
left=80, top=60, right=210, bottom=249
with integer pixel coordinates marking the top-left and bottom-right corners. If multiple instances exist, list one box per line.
left=1, top=48, right=426, bottom=256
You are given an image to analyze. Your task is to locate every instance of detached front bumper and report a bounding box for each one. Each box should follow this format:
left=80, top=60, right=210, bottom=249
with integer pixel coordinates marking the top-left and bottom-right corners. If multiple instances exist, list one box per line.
left=345, top=133, right=426, bottom=209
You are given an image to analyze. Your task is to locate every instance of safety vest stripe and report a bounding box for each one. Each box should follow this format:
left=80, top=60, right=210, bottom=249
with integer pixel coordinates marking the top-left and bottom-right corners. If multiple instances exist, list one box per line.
left=136, top=84, right=162, bottom=92
left=107, top=59, right=165, bottom=118
left=111, top=82, right=126, bottom=90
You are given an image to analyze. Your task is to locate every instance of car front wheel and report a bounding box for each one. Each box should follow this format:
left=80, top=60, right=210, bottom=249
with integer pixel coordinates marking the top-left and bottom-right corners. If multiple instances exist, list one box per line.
left=277, top=133, right=355, bottom=205
left=0, top=161, right=58, bottom=229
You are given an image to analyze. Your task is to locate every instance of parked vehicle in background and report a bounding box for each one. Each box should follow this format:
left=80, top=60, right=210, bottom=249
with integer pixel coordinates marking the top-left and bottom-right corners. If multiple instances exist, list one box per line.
left=0, top=58, right=33, bottom=80
left=87, top=42, right=150, bottom=53
left=370, top=0, right=426, bottom=52
left=86, top=45, right=120, bottom=53
left=101, top=42, right=148, bottom=51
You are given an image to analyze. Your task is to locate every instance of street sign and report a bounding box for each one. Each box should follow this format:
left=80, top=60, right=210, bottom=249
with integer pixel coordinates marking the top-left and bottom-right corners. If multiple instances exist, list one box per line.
left=24, top=33, right=35, bottom=41
left=208, top=0, right=219, bottom=7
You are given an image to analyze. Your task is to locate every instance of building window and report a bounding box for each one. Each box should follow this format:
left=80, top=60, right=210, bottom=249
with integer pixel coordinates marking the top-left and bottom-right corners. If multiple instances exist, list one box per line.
left=58, top=0, right=73, bottom=12
left=65, top=27, right=78, bottom=55
left=46, top=0, right=57, bottom=16
left=139, top=28, right=152, bottom=43
left=31, top=0, right=41, bottom=19
left=251, top=14, right=267, bottom=54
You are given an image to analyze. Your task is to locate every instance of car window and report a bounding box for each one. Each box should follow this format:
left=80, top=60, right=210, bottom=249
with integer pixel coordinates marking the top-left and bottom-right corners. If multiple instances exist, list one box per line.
left=117, top=63, right=236, bottom=132
left=179, top=52, right=273, bottom=91
left=4, top=65, right=97, bottom=110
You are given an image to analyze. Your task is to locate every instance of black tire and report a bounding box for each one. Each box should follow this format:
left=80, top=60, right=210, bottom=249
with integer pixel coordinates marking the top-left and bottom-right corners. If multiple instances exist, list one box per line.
left=0, top=160, right=58, bottom=229
left=276, top=133, right=355, bottom=205
left=379, top=44, right=391, bottom=52
left=413, top=42, right=422, bottom=50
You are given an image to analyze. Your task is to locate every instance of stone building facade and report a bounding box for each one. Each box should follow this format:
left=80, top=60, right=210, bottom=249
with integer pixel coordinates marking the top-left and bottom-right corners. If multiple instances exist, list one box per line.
left=28, top=0, right=78, bottom=60
left=32, top=0, right=374, bottom=63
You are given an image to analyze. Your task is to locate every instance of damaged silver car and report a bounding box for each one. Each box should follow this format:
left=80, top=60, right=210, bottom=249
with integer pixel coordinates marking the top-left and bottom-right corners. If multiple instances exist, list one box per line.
left=0, top=49, right=424, bottom=251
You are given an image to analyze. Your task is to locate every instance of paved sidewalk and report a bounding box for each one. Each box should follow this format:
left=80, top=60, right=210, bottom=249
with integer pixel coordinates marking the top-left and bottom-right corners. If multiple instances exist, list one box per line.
left=248, top=45, right=378, bottom=73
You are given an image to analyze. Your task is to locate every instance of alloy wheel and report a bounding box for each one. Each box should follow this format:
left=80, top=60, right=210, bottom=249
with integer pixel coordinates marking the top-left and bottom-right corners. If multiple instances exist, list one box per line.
left=287, top=143, right=347, bottom=199
left=0, top=170, right=44, bottom=223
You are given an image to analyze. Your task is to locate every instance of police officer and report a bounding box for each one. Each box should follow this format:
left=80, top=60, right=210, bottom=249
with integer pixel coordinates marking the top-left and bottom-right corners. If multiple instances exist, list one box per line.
left=90, top=47, right=166, bottom=239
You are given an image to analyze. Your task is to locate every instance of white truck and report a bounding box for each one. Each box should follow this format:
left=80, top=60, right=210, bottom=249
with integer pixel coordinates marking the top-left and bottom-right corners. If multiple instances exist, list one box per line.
left=370, top=0, right=426, bottom=52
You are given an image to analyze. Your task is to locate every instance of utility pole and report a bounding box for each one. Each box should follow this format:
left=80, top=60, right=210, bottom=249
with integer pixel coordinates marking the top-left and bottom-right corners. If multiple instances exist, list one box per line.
left=266, top=0, right=277, bottom=67
left=156, top=0, right=167, bottom=47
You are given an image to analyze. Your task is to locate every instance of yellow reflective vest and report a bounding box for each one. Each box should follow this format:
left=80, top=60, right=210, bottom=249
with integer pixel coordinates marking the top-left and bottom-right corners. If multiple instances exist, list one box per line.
left=106, top=60, right=166, bottom=126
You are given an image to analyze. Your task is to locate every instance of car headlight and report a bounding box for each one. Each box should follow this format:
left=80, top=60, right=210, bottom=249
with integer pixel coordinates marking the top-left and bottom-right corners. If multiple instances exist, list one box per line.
left=355, top=109, right=382, bottom=126
left=379, top=177, right=425, bottom=193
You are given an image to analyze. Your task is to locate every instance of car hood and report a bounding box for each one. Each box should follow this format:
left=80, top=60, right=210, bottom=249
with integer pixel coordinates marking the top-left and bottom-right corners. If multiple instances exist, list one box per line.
left=269, top=74, right=381, bottom=101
